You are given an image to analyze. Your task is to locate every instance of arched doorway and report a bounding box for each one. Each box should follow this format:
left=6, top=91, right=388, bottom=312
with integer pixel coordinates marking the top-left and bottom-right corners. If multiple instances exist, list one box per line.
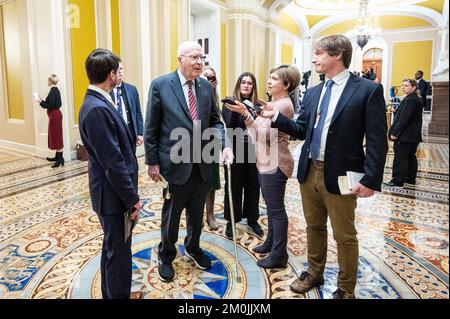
left=363, top=48, right=383, bottom=83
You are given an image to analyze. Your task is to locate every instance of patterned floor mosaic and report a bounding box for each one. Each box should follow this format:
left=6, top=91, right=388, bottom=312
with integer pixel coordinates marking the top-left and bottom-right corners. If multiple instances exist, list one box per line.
left=0, top=138, right=448, bottom=299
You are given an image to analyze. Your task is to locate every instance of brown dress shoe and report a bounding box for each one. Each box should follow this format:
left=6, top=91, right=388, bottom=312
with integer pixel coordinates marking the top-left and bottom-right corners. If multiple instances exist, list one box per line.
left=290, top=272, right=324, bottom=294
left=130, top=291, right=143, bottom=299
left=331, top=288, right=356, bottom=299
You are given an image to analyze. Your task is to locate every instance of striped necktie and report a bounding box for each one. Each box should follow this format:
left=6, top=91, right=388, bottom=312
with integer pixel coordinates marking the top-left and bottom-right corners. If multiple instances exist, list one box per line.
left=187, top=81, right=197, bottom=120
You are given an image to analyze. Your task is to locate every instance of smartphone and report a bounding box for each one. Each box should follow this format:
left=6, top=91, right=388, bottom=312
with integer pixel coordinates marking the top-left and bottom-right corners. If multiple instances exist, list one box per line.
left=243, top=100, right=263, bottom=115
left=221, top=96, right=237, bottom=105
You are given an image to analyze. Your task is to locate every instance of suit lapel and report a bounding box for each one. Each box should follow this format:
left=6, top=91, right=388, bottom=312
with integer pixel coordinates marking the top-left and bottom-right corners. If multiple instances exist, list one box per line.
left=87, top=89, right=135, bottom=146
left=330, top=74, right=361, bottom=126
left=195, top=78, right=203, bottom=120
left=170, top=73, right=192, bottom=120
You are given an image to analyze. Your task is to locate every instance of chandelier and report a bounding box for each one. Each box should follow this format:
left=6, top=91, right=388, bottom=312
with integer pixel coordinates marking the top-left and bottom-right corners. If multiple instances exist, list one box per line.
left=347, top=0, right=382, bottom=50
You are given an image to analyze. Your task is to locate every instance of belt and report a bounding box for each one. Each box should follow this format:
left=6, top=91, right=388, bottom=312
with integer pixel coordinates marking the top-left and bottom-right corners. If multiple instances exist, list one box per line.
left=310, top=159, right=324, bottom=169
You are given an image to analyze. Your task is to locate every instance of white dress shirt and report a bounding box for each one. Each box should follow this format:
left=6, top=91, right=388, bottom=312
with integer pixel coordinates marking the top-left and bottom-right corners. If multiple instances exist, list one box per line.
left=314, top=69, right=351, bottom=161
left=88, top=85, right=115, bottom=107
left=177, top=69, right=197, bottom=108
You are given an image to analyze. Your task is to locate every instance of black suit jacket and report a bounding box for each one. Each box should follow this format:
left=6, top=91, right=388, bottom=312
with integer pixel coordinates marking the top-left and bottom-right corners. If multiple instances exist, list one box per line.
left=144, top=71, right=228, bottom=185
left=389, top=92, right=423, bottom=143
left=273, top=73, right=388, bottom=194
left=79, top=89, right=139, bottom=215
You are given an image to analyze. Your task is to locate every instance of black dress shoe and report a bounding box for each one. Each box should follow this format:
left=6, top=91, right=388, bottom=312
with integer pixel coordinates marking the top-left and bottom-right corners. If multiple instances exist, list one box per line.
left=256, top=254, right=288, bottom=269
left=383, top=181, right=403, bottom=187
left=158, top=258, right=175, bottom=282
left=225, top=222, right=233, bottom=239
left=404, top=179, right=416, bottom=186
left=248, top=221, right=264, bottom=237
left=253, top=241, right=272, bottom=254
left=185, top=250, right=212, bottom=270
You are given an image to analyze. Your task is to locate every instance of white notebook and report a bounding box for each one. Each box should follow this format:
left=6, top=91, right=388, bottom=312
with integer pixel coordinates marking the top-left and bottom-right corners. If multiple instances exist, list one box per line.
left=338, top=171, right=365, bottom=195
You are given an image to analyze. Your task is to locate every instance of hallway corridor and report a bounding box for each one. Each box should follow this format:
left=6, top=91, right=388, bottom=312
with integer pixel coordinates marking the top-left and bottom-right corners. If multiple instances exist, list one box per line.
left=0, top=138, right=448, bottom=299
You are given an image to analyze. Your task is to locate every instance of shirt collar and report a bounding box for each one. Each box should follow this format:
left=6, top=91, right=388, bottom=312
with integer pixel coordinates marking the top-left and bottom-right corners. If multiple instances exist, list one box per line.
left=177, top=69, right=196, bottom=86
left=326, top=69, right=350, bottom=87
left=89, top=85, right=114, bottom=105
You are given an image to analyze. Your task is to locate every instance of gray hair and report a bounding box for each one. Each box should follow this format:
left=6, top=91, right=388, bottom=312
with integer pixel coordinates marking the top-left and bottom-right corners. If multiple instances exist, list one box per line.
left=177, top=41, right=203, bottom=58
left=48, top=74, right=59, bottom=85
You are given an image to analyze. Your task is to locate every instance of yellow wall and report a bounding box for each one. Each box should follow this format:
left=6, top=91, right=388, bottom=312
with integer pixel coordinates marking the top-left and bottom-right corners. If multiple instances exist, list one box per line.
left=70, top=0, right=97, bottom=124
left=320, top=15, right=432, bottom=36
left=221, top=23, right=227, bottom=98
left=170, top=0, right=179, bottom=71
left=392, top=40, right=433, bottom=92
left=277, top=13, right=301, bottom=38
left=418, top=0, right=444, bottom=14
left=111, top=0, right=121, bottom=56
left=281, top=43, right=293, bottom=65
left=1, top=1, right=24, bottom=120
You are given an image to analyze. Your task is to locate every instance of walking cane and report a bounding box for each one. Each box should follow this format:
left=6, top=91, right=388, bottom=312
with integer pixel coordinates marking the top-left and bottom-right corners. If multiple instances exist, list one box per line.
left=226, top=160, right=242, bottom=283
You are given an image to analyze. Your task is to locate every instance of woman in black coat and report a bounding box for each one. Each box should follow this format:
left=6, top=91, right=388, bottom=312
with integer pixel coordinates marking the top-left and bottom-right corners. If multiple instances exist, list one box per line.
left=385, top=78, right=423, bottom=187
left=37, top=74, right=64, bottom=167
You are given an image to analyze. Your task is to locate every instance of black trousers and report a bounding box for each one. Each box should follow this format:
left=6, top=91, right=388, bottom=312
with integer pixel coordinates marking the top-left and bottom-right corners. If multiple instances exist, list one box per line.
left=98, top=213, right=132, bottom=299
left=258, top=169, right=288, bottom=258
left=159, top=165, right=209, bottom=263
left=392, top=141, right=420, bottom=184
left=224, top=161, right=260, bottom=223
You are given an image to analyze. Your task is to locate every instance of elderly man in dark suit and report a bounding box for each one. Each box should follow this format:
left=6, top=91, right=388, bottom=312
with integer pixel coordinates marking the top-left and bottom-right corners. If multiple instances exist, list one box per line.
left=144, top=41, right=233, bottom=282
left=261, top=35, right=388, bottom=299
left=79, top=49, right=142, bottom=299
left=111, top=62, right=144, bottom=147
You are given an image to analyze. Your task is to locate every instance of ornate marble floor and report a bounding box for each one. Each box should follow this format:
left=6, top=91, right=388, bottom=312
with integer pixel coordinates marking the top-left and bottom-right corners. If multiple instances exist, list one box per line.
left=0, top=138, right=448, bottom=299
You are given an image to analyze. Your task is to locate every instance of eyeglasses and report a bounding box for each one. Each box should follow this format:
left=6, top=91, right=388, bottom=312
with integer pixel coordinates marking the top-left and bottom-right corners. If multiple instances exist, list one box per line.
left=182, top=55, right=206, bottom=62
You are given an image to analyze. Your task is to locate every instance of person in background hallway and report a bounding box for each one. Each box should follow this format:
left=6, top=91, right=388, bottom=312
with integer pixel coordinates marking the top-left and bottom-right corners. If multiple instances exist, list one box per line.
left=222, top=72, right=262, bottom=239
left=384, top=79, right=423, bottom=188
left=415, top=70, right=429, bottom=110
left=78, top=49, right=142, bottom=299
left=111, top=62, right=144, bottom=147
left=201, top=66, right=221, bottom=230
left=262, top=35, right=387, bottom=298
left=144, top=41, right=233, bottom=282
left=225, top=65, right=300, bottom=269
left=37, top=74, right=64, bottom=168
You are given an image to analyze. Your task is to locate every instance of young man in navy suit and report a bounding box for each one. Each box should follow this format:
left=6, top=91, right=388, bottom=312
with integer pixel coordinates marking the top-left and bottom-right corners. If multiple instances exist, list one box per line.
left=79, top=49, right=142, bottom=299
left=261, top=35, right=388, bottom=298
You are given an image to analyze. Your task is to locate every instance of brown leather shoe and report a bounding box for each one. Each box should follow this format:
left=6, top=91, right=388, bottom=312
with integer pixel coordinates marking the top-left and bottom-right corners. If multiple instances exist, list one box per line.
left=331, top=288, right=356, bottom=299
left=130, top=291, right=143, bottom=299
left=290, top=272, right=324, bottom=294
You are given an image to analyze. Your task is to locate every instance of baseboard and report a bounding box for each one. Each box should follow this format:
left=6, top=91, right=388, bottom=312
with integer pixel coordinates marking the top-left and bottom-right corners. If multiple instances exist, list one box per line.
left=0, top=139, right=75, bottom=160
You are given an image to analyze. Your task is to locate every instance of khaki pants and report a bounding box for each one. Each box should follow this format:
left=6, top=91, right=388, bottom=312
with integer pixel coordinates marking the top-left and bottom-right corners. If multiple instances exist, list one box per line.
left=300, top=162, right=358, bottom=292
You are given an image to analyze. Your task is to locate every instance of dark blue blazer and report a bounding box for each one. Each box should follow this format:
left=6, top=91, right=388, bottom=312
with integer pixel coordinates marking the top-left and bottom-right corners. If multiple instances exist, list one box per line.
left=273, top=73, right=388, bottom=194
left=144, top=71, right=227, bottom=185
left=79, top=89, right=139, bottom=215
left=389, top=92, right=423, bottom=143
left=122, top=82, right=144, bottom=138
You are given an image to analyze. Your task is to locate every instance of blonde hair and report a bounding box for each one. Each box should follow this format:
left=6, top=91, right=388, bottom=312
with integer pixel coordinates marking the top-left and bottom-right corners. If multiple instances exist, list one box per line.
left=270, top=65, right=301, bottom=93
left=48, top=74, right=59, bottom=85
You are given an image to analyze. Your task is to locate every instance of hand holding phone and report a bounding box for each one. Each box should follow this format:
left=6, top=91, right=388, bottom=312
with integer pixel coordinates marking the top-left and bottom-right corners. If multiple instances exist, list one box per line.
left=221, top=96, right=237, bottom=105
left=243, top=100, right=263, bottom=115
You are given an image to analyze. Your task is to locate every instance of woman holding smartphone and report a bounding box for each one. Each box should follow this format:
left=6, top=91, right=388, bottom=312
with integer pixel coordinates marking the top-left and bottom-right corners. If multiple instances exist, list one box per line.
left=222, top=72, right=263, bottom=239
left=225, top=65, right=300, bottom=269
